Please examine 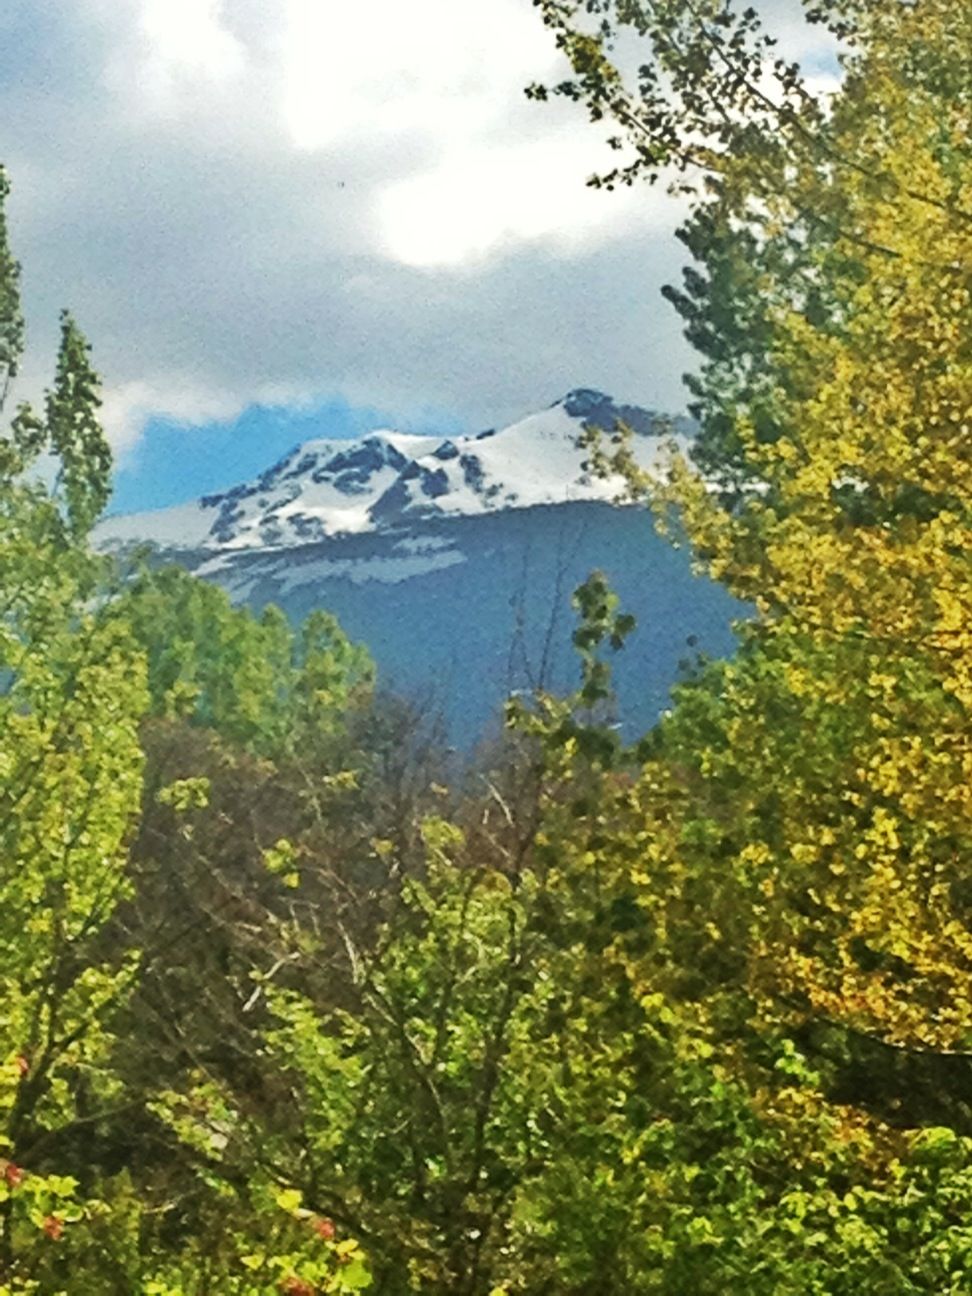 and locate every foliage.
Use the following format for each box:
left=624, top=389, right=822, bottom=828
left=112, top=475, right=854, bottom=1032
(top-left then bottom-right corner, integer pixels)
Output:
left=0, top=164, right=148, bottom=1278
left=522, top=0, right=972, bottom=1288
left=0, top=165, right=373, bottom=1291
left=121, top=564, right=374, bottom=755
left=606, top=0, right=972, bottom=1059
